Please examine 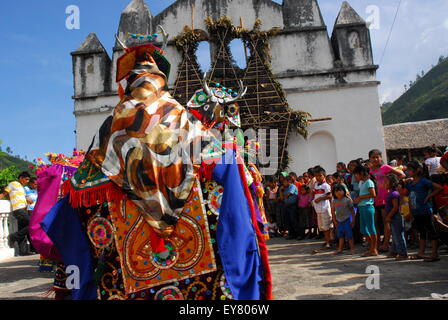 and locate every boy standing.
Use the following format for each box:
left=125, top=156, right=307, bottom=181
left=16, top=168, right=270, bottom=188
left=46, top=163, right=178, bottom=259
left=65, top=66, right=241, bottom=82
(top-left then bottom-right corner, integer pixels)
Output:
left=312, top=166, right=333, bottom=248
left=0, top=171, right=32, bottom=255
